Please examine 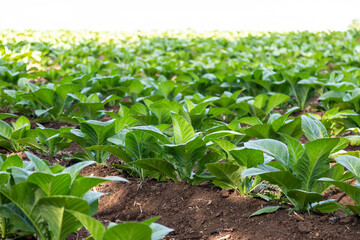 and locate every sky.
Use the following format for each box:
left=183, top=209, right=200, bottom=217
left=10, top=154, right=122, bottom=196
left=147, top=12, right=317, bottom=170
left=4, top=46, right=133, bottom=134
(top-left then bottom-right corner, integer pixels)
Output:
left=1, top=0, right=359, bottom=32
